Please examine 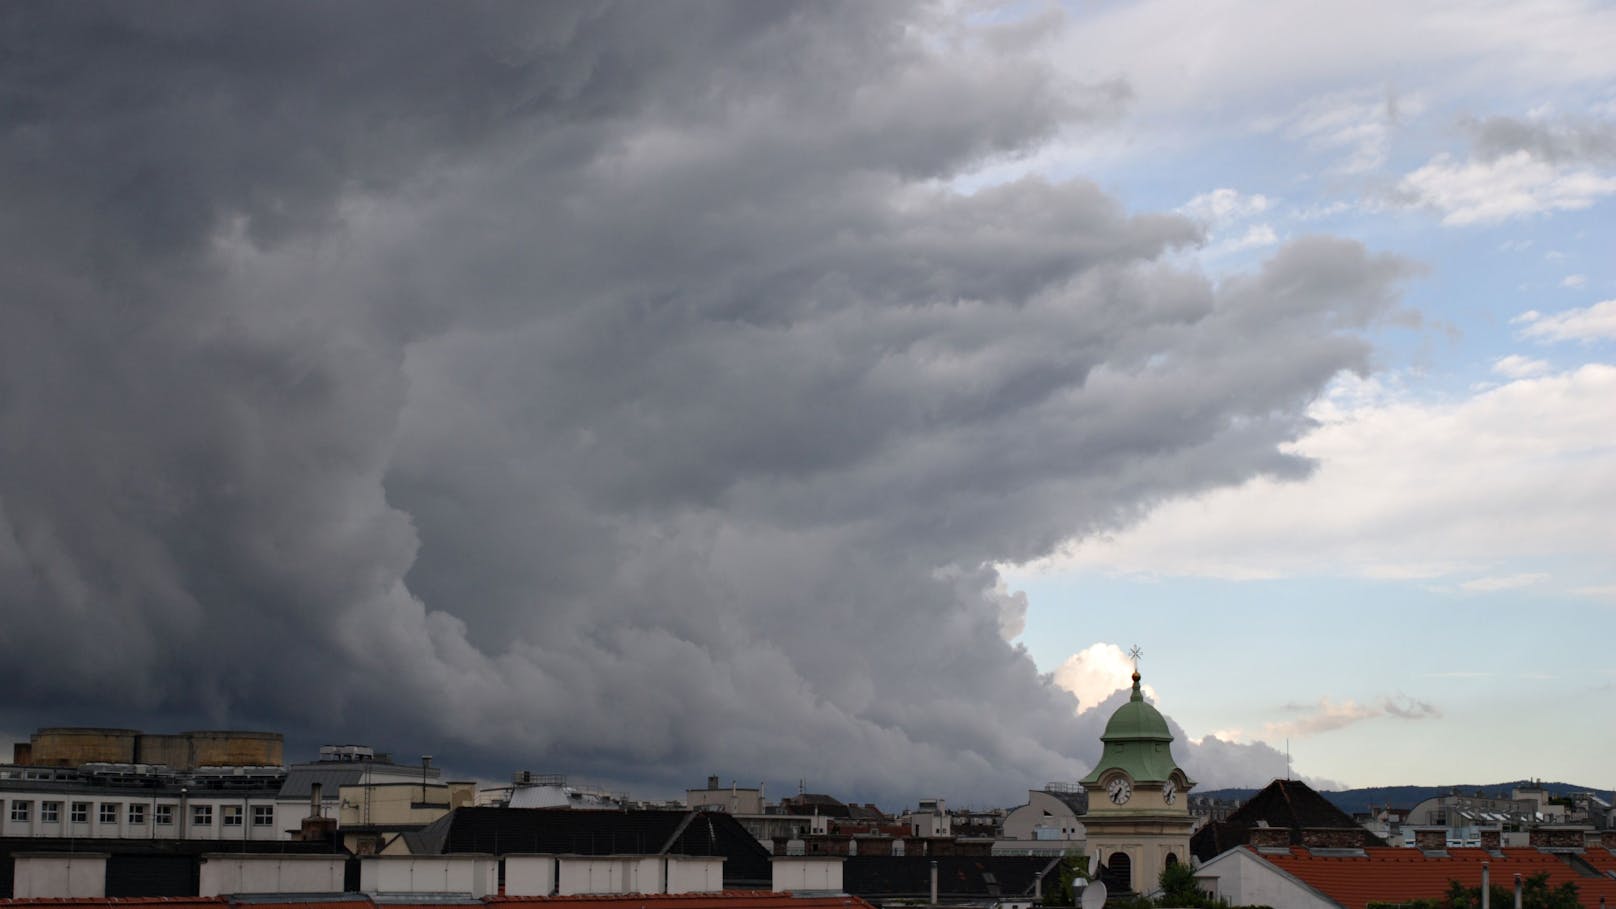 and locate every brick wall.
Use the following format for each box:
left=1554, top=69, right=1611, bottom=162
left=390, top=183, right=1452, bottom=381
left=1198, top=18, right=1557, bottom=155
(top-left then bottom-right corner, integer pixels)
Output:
left=1248, top=827, right=1290, bottom=849
left=1301, top=827, right=1365, bottom=849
